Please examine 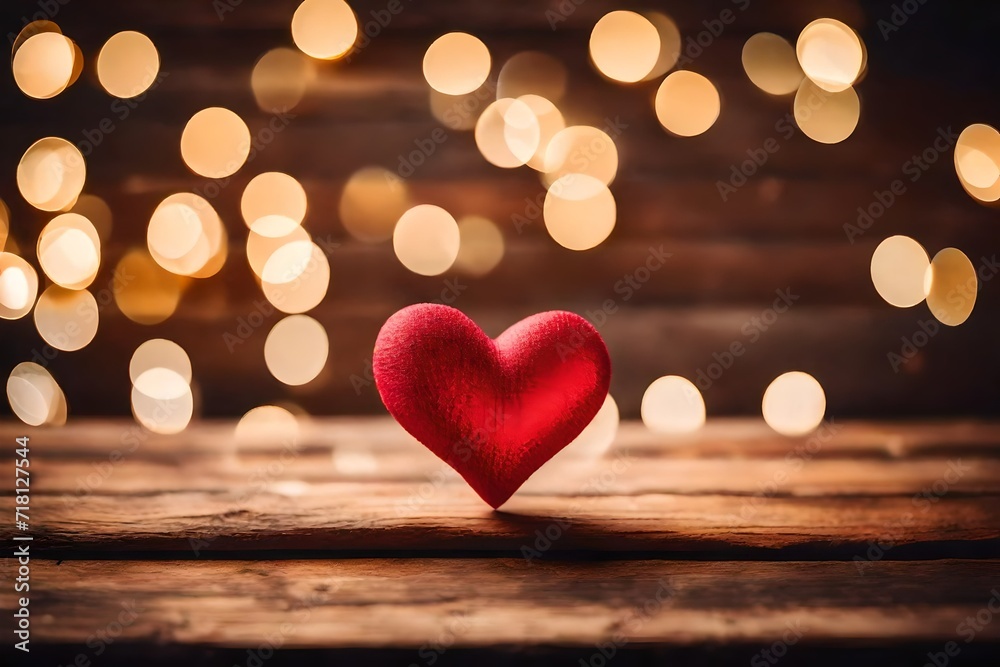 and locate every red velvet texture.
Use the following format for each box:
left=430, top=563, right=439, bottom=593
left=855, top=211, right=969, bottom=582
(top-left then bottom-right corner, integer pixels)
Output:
left=373, top=304, right=612, bottom=509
